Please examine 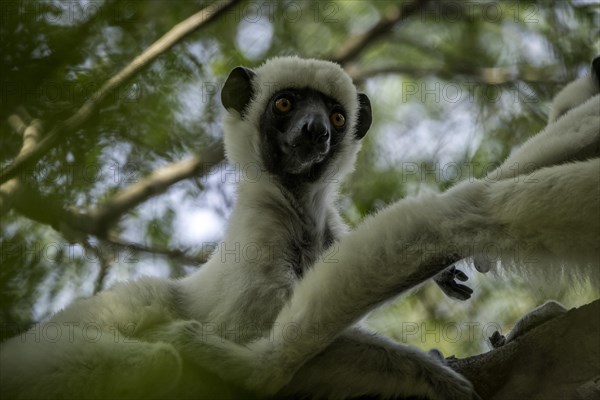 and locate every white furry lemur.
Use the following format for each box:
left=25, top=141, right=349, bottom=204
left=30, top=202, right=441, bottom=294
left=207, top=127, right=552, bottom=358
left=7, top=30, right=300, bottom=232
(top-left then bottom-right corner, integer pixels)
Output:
left=1, top=56, right=599, bottom=400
